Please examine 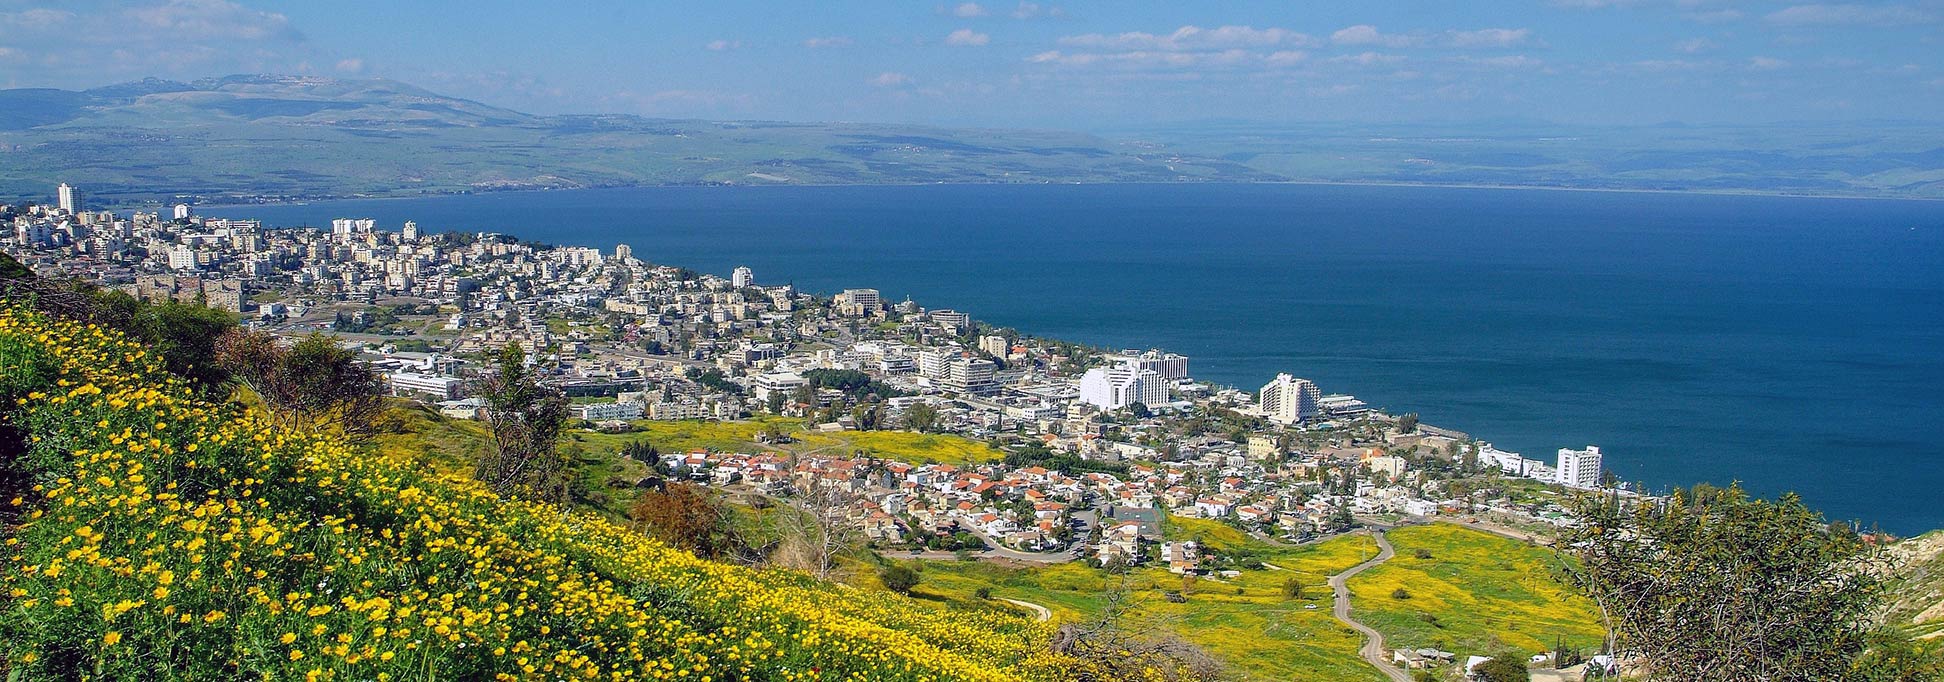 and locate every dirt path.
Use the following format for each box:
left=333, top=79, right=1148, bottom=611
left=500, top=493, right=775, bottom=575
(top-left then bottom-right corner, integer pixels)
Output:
left=999, top=598, right=1052, bottom=622
left=1328, top=530, right=1412, bottom=682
